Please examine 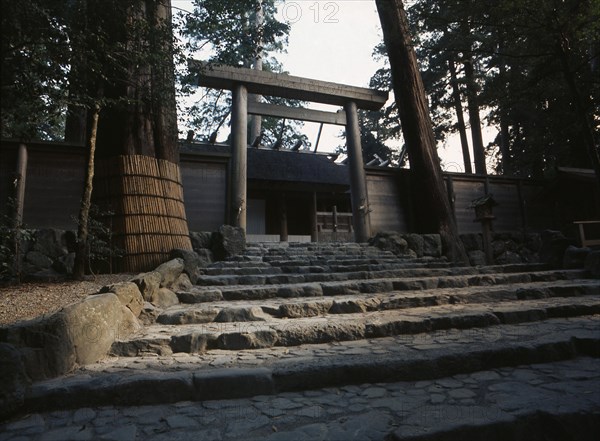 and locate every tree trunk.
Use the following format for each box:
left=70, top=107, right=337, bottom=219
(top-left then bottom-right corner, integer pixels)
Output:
left=93, top=0, right=192, bottom=272
left=557, top=35, right=600, bottom=194
left=73, top=105, right=100, bottom=280
left=375, top=0, right=468, bottom=264
left=448, top=57, right=472, bottom=174
left=463, top=56, right=487, bottom=175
